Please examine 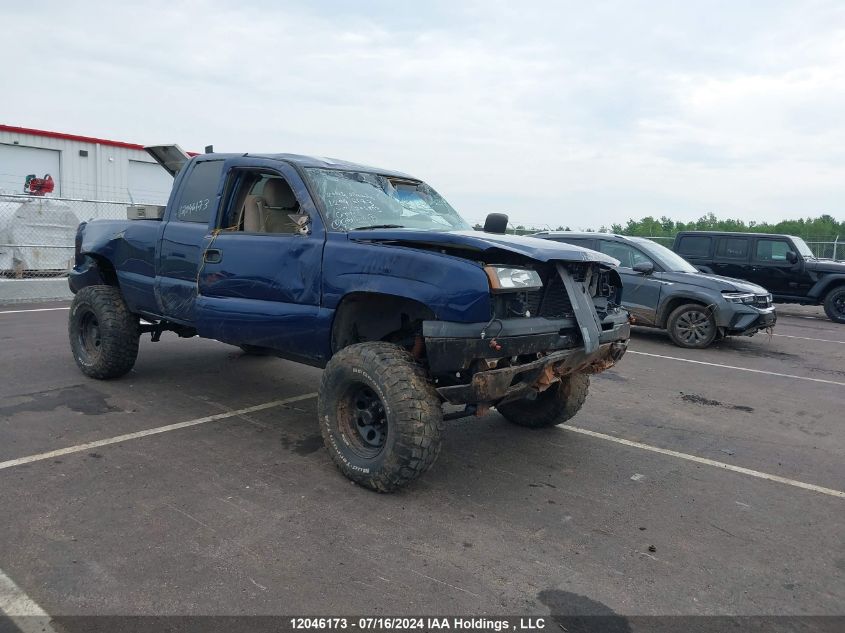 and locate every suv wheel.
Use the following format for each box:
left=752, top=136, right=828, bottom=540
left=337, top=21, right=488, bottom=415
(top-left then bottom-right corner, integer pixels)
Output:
left=68, top=285, right=140, bottom=379
left=823, top=286, right=845, bottom=323
left=667, top=303, right=717, bottom=349
left=497, top=372, right=589, bottom=428
left=318, top=342, right=444, bottom=492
